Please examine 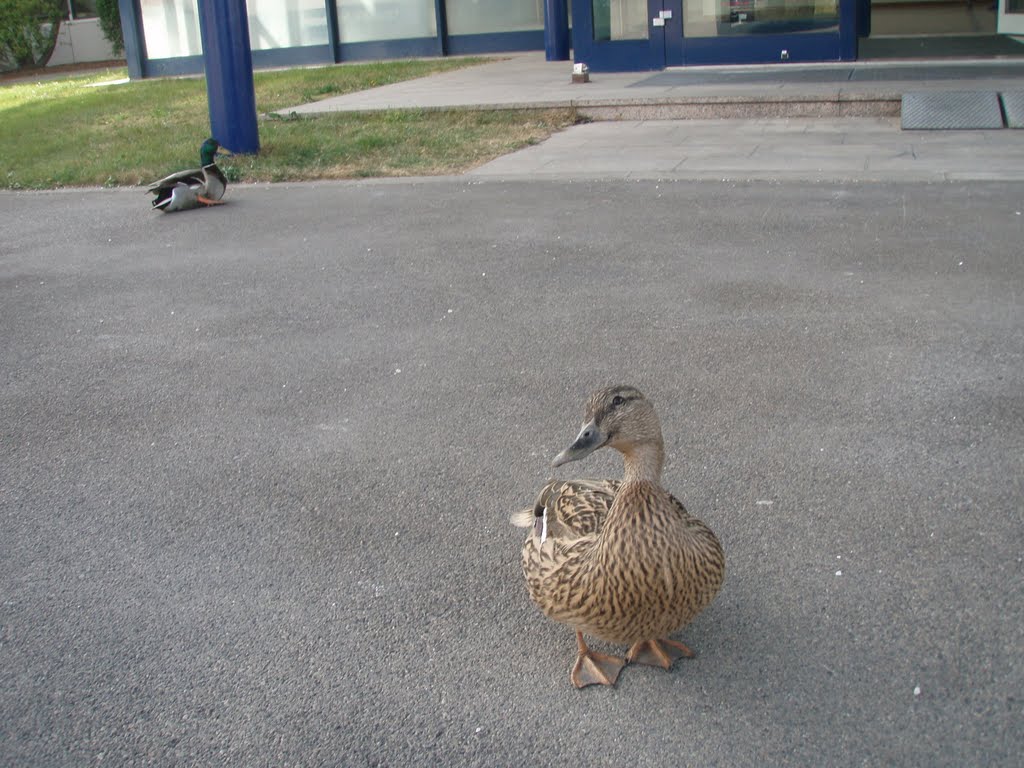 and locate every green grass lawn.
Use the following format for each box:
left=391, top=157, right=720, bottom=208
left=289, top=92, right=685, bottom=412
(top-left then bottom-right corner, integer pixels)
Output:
left=0, top=59, right=582, bottom=189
